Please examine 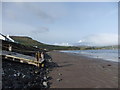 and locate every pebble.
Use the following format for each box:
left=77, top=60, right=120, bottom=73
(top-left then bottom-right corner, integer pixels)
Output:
left=14, top=74, right=17, bottom=77
left=43, top=81, right=48, bottom=88
left=2, top=70, right=4, bottom=75
left=58, top=73, right=62, bottom=75
left=35, top=70, right=39, bottom=74
left=46, top=71, right=49, bottom=74
left=57, top=78, right=62, bottom=82
left=102, top=66, right=105, bottom=68
left=48, top=59, right=52, bottom=62
left=43, top=76, right=47, bottom=80
left=17, top=72, right=20, bottom=76
left=46, top=76, right=50, bottom=79
left=107, top=64, right=111, bottom=66
left=46, top=68, right=49, bottom=71
left=22, top=75, right=26, bottom=78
